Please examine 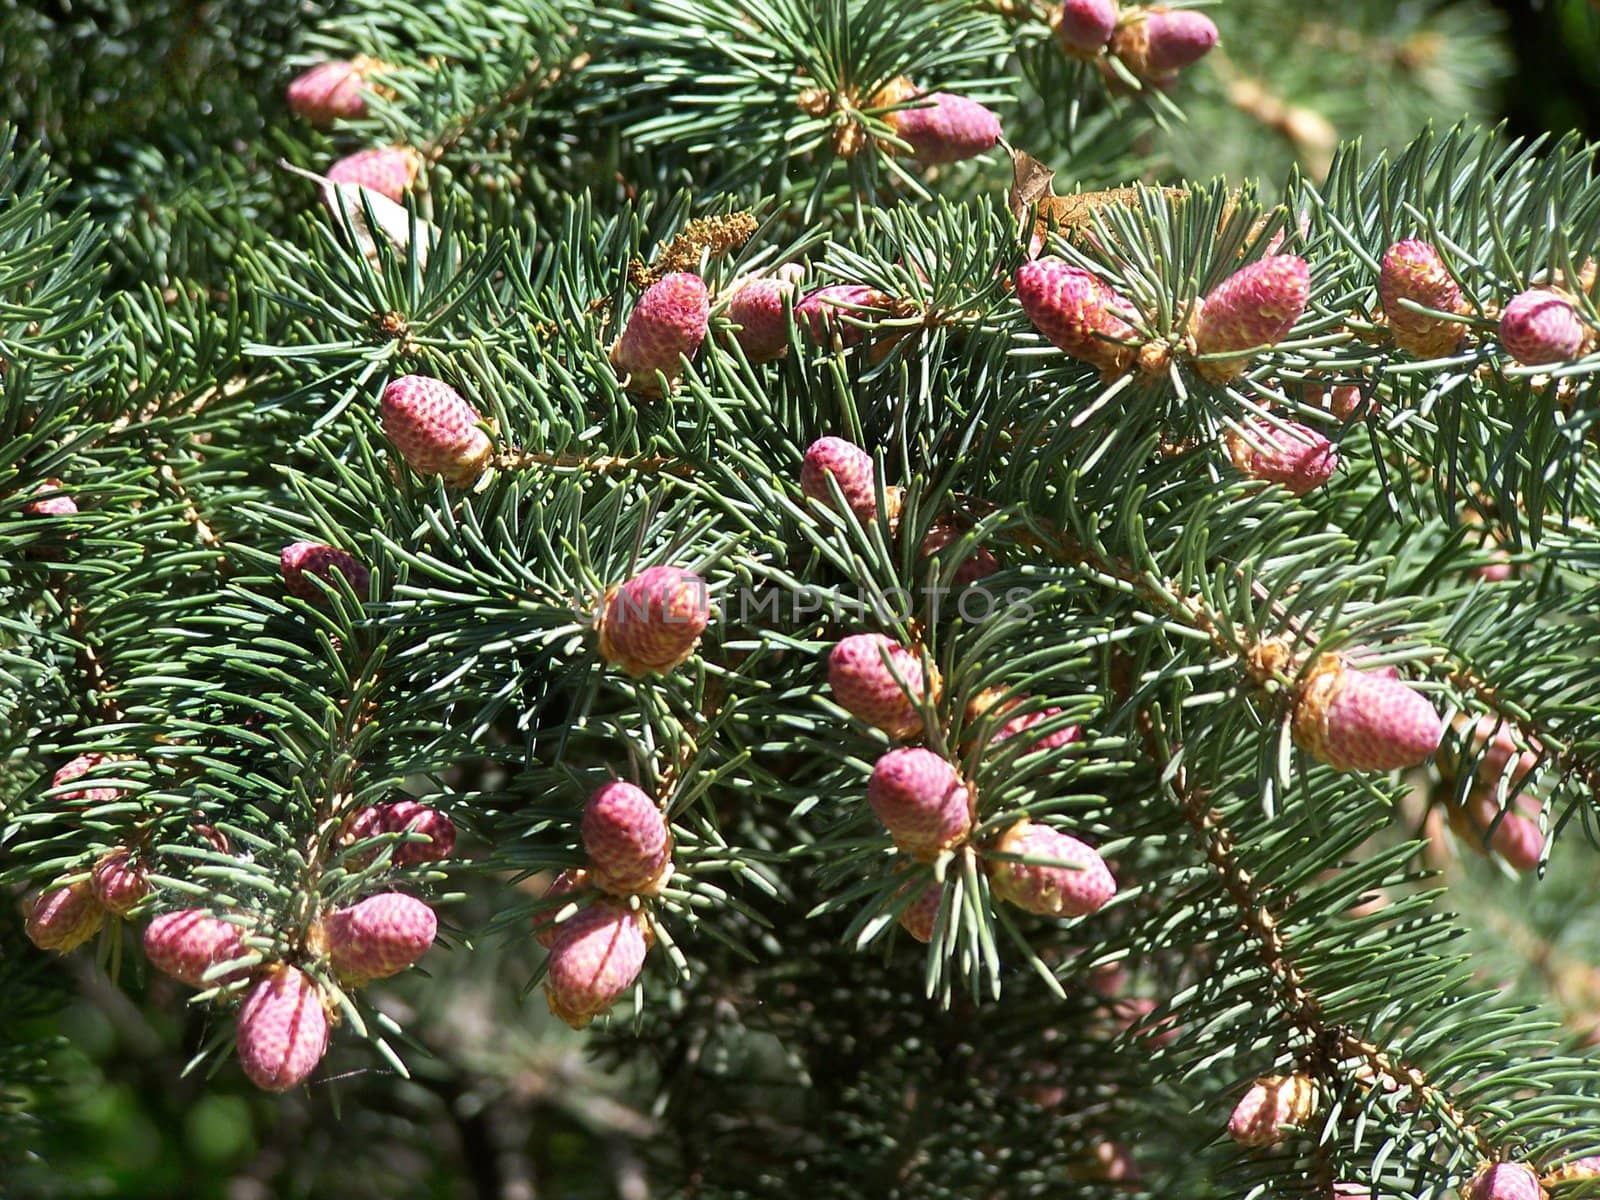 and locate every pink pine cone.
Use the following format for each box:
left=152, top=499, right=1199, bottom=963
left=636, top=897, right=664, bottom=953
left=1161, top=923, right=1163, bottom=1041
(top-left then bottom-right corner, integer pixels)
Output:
left=1464, top=791, right=1543, bottom=872
left=1015, top=257, right=1138, bottom=374
left=24, top=479, right=77, bottom=517
left=1499, top=289, right=1590, bottom=366
left=919, top=516, right=1000, bottom=586
left=989, top=819, right=1116, bottom=918
left=867, top=748, right=973, bottom=861
left=886, top=92, right=1002, bottom=165
left=326, top=146, right=421, bottom=203
left=597, top=564, right=711, bottom=676
left=287, top=60, right=369, bottom=125
left=895, top=878, right=945, bottom=943
left=1292, top=654, right=1444, bottom=772
left=796, top=284, right=895, bottom=347
left=51, top=752, right=122, bottom=804
left=827, top=633, right=939, bottom=739
left=991, top=706, right=1081, bottom=753
left=1144, top=9, right=1219, bottom=72
left=1225, top=418, right=1338, bottom=495
left=236, top=965, right=330, bottom=1092
left=1193, top=256, right=1311, bottom=381
left=1227, top=1074, right=1316, bottom=1147
left=1054, top=0, right=1118, bottom=53
left=802, top=437, right=879, bottom=522
left=726, top=267, right=804, bottom=363
left=1448, top=714, right=1542, bottom=792
left=143, top=909, right=249, bottom=987
left=1329, top=383, right=1369, bottom=419
left=1111, top=7, right=1218, bottom=81
left=379, top=375, right=493, bottom=486
left=281, top=541, right=370, bottom=602
left=384, top=800, right=456, bottom=864
left=326, top=892, right=438, bottom=983
left=582, top=781, right=672, bottom=893
left=611, top=272, right=710, bottom=396
left=1465, top=1163, right=1543, bottom=1200
left=533, top=868, right=591, bottom=949
left=1379, top=239, right=1469, bottom=358
left=91, top=849, right=149, bottom=916
left=25, top=880, right=104, bottom=952
left=544, top=903, right=648, bottom=1028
